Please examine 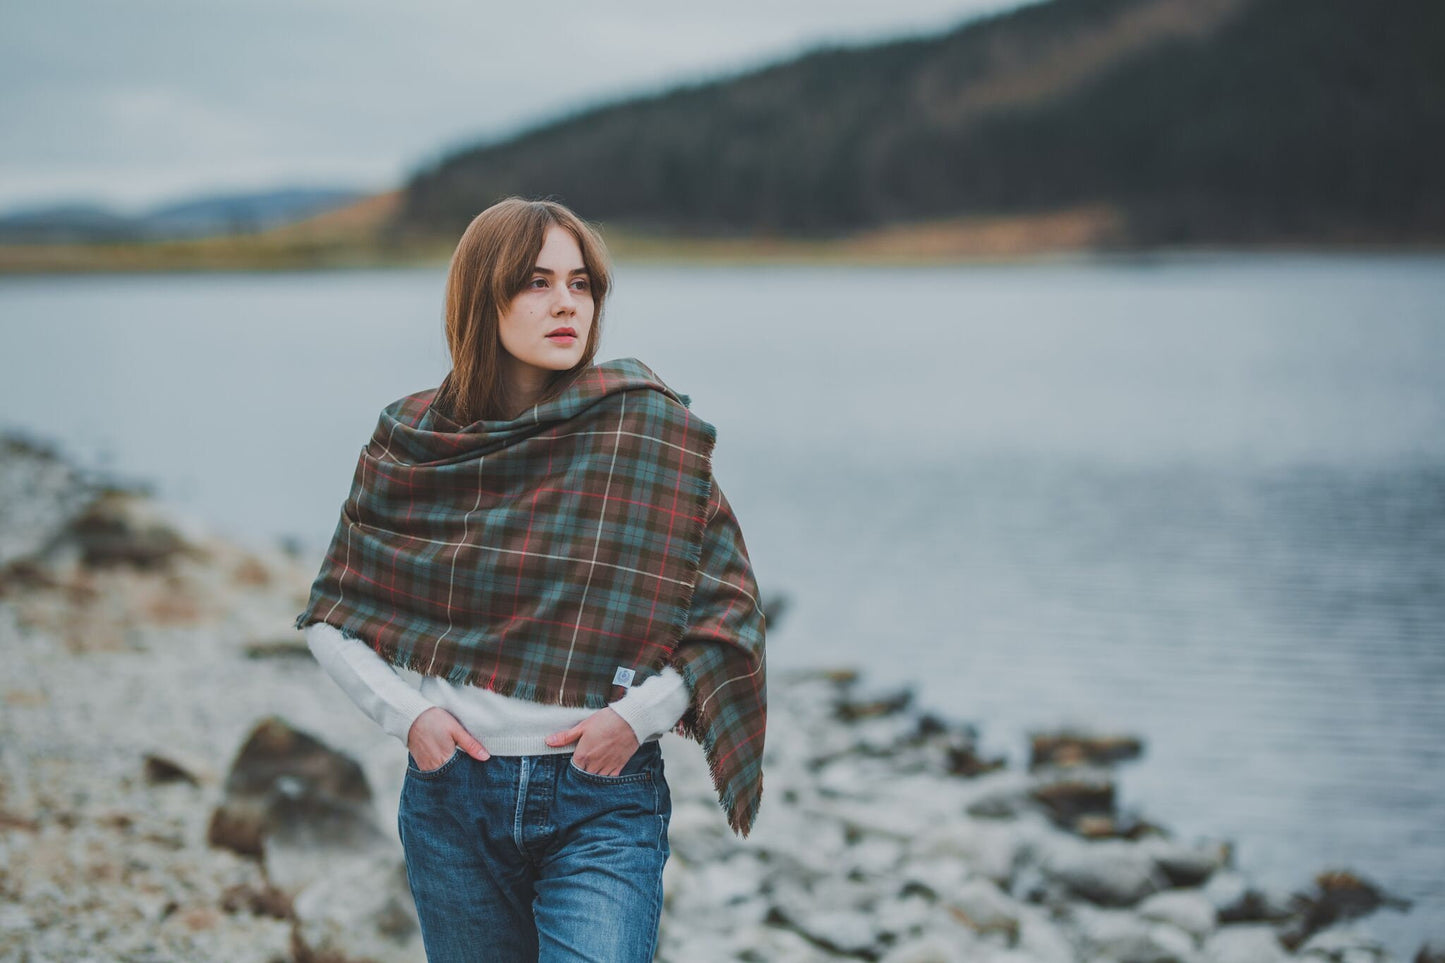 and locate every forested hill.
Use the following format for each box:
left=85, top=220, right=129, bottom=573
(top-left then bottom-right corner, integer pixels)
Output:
left=397, top=0, right=1445, bottom=247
